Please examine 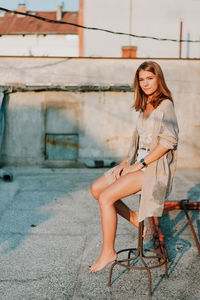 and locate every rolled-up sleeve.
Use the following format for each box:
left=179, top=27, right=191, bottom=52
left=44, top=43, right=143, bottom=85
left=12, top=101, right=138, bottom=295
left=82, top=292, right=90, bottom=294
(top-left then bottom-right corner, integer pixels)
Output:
left=158, top=101, right=179, bottom=149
